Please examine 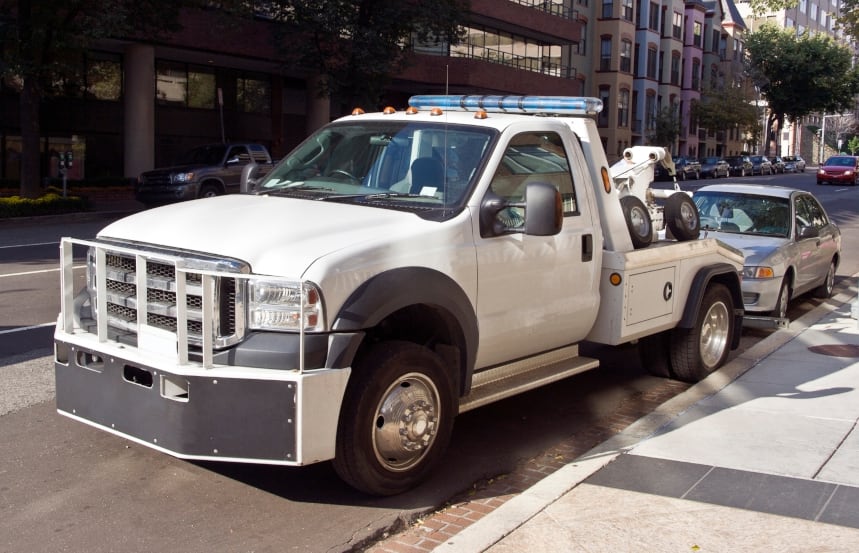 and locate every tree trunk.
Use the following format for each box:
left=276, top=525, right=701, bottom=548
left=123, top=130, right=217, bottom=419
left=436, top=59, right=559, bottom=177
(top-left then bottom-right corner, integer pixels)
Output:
left=19, top=76, right=42, bottom=199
